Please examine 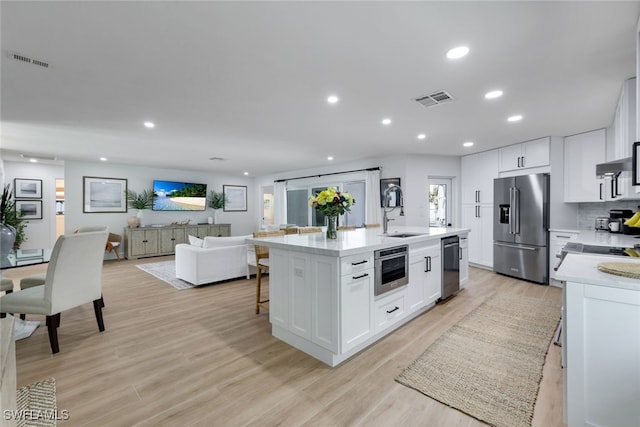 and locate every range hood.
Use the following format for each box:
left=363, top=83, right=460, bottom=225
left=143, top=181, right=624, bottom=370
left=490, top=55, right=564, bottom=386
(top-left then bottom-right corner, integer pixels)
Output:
left=596, top=157, right=632, bottom=177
